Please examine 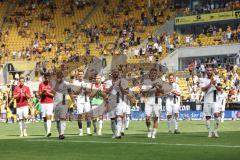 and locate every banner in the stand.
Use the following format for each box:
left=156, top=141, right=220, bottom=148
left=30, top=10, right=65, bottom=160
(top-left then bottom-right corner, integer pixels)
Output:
left=175, top=10, right=240, bottom=25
